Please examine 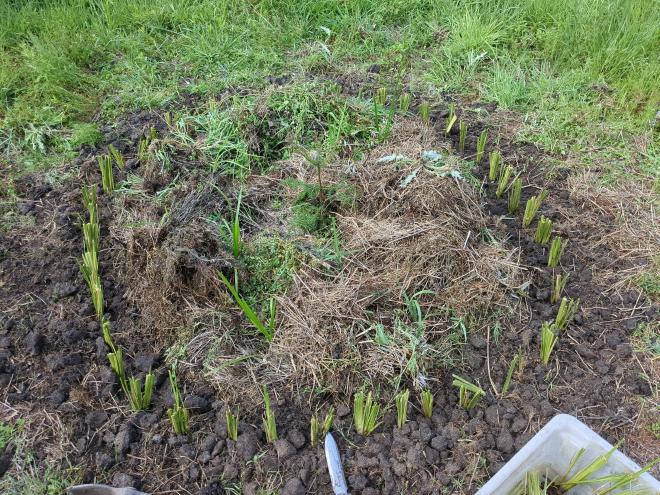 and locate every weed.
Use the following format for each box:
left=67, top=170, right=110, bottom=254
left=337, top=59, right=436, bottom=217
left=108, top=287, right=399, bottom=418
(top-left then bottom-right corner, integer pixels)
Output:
left=476, top=129, right=487, bottom=164
left=522, top=190, right=548, bottom=228
left=547, top=236, right=568, bottom=267
left=262, top=386, right=278, bottom=443
left=218, top=271, right=274, bottom=342
left=108, top=144, right=125, bottom=169
left=488, top=151, right=501, bottom=181
left=551, top=273, right=569, bottom=304
left=419, top=102, right=430, bottom=124
left=540, top=322, right=559, bottom=365
left=508, top=177, right=522, bottom=213
left=167, top=368, right=190, bottom=435
left=502, top=350, right=521, bottom=396
left=221, top=189, right=243, bottom=258
left=445, top=104, right=457, bottom=135
left=399, top=93, right=411, bottom=112
left=458, top=121, right=467, bottom=152
left=353, top=390, right=381, bottom=436
left=420, top=389, right=433, bottom=418
left=97, top=155, right=114, bottom=194
left=310, top=406, right=335, bottom=446
left=452, top=374, right=485, bottom=410
left=554, top=297, right=579, bottom=330
left=534, top=216, right=553, bottom=244
left=127, top=373, right=155, bottom=411
left=226, top=407, right=239, bottom=441
left=495, top=165, right=513, bottom=198
left=395, top=389, right=410, bottom=428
